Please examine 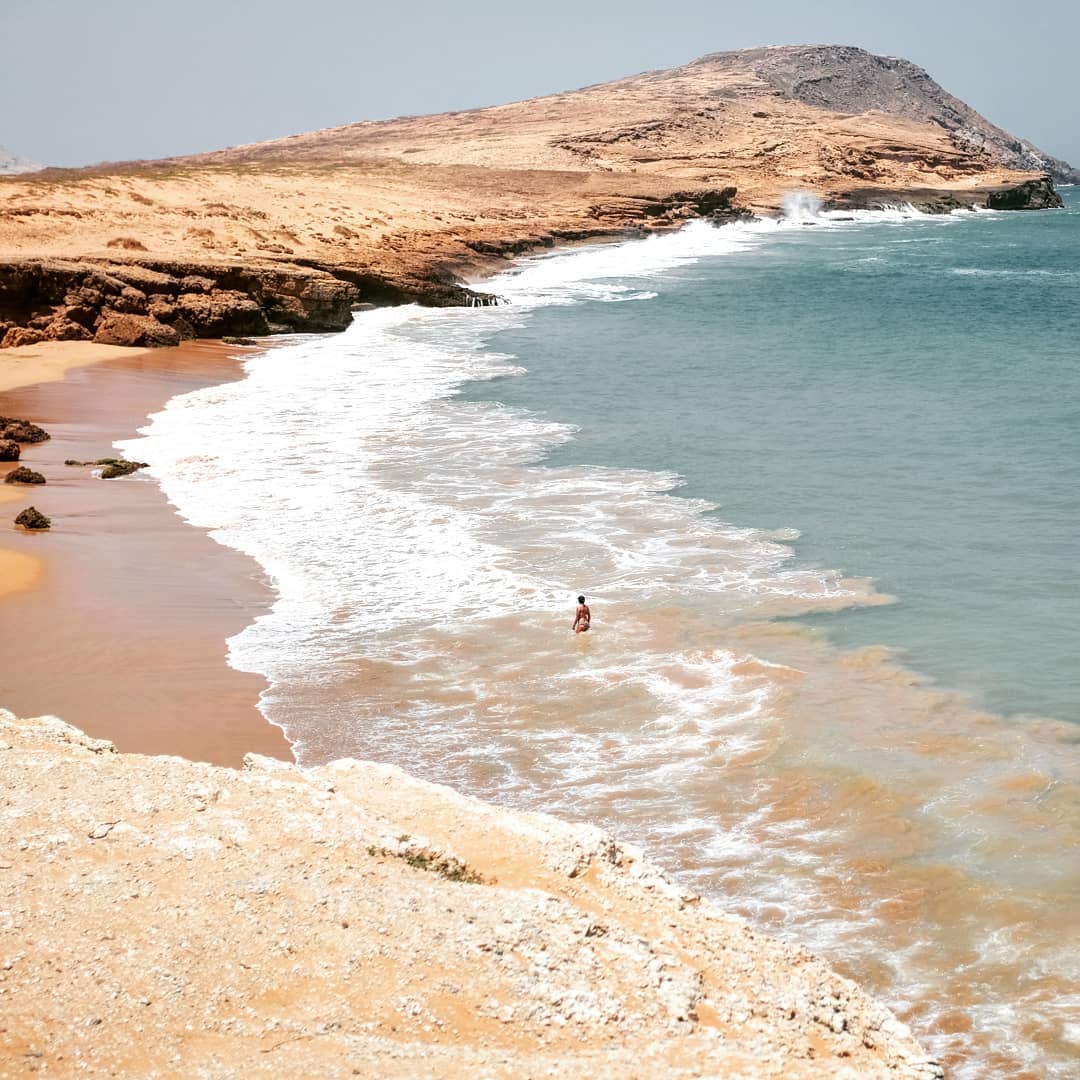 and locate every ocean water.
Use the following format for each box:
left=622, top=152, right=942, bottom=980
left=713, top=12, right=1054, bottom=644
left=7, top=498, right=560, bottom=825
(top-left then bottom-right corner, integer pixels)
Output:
left=121, top=190, right=1080, bottom=1078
